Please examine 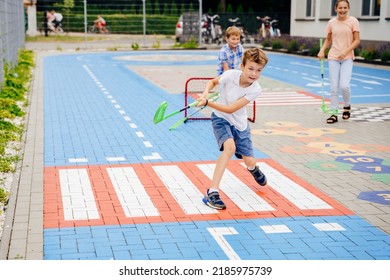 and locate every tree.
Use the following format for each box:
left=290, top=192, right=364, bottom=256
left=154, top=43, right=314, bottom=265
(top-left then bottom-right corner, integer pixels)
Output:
left=219, top=0, right=226, bottom=12
left=163, top=2, right=169, bottom=15
left=226, top=4, right=233, bottom=13
left=154, top=1, right=160, bottom=15
left=63, top=0, right=74, bottom=31
left=237, top=4, right=244, bottom=13
left=171, top=1, right=178, bottom=16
